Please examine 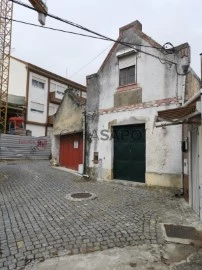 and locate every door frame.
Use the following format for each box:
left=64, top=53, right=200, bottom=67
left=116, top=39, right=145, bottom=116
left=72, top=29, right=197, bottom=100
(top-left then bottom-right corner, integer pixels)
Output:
left=112, top=123, right=146, bottom=182
left=190, top=127, right=200, bottom=215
